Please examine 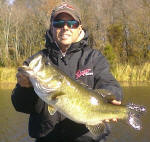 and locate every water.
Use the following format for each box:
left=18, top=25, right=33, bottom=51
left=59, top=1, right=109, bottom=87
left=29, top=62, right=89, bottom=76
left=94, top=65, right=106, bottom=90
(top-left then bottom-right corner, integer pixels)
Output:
left=0, top=89, right=34, bottom=142
left=107, top=85, right=150, bottom=142
left=0, top=85, right=150, bottom=142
